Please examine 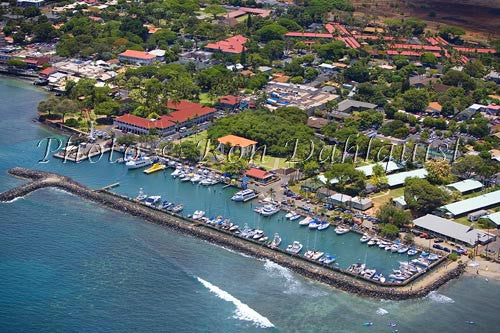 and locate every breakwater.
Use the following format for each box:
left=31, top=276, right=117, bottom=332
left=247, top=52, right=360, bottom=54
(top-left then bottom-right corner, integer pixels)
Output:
left=0, top=167, right=465, bottom=300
